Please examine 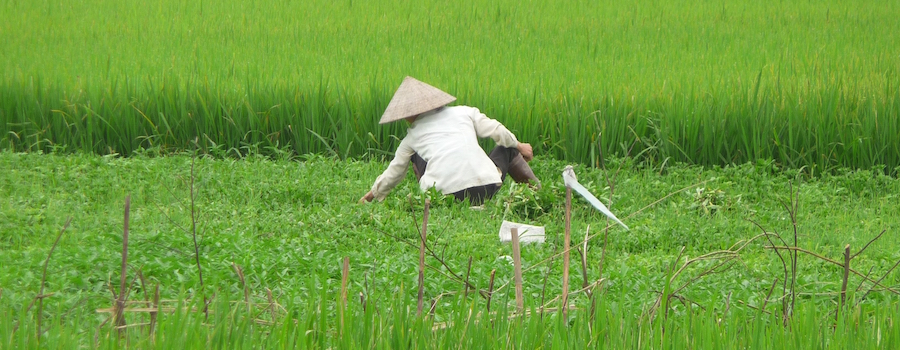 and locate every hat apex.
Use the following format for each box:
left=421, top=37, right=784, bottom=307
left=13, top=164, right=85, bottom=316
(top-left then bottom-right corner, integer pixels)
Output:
left=379, top=77, right=456, bottom=124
